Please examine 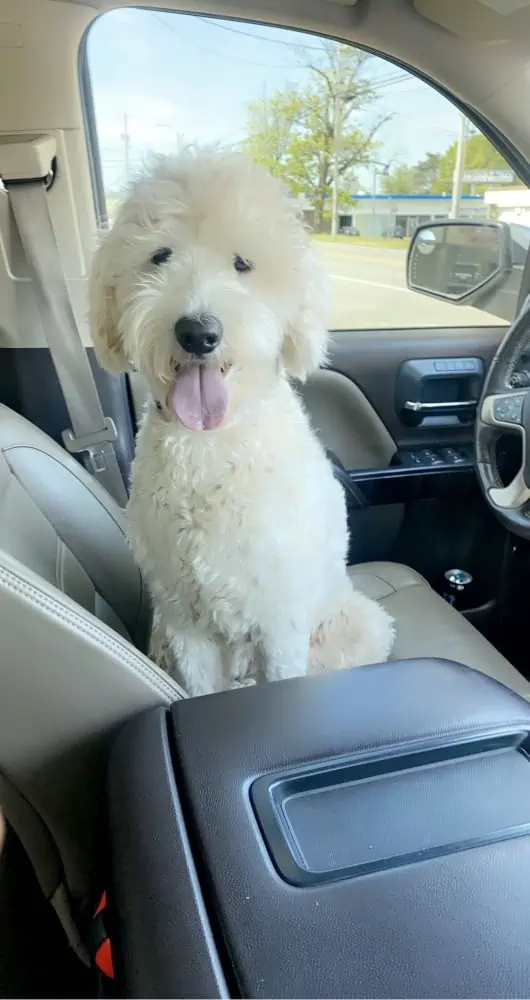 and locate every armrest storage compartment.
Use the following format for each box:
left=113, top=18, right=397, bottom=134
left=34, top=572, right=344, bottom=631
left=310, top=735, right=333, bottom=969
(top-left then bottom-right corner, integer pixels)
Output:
left=251, top=732, right=530, bottom=886
left=107, top=659, right=530, bottom=999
